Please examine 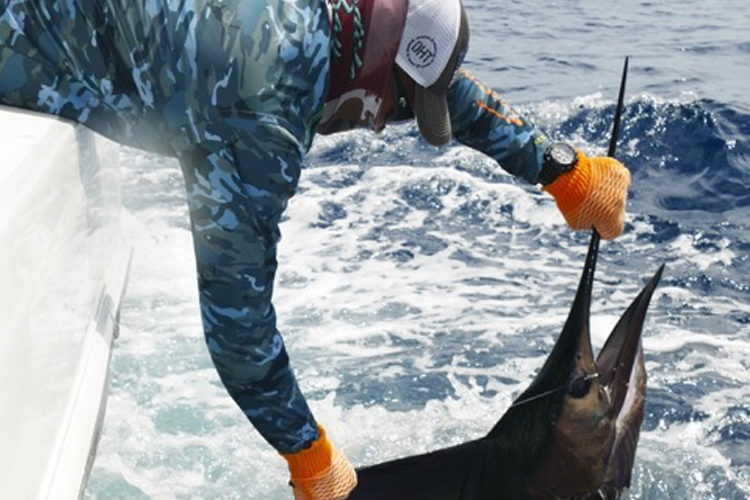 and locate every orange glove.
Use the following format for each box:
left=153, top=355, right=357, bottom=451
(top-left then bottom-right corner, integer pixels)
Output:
left=544, top=151, right=631, bottom=240
left=282, top=424, right=357, bottom=500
